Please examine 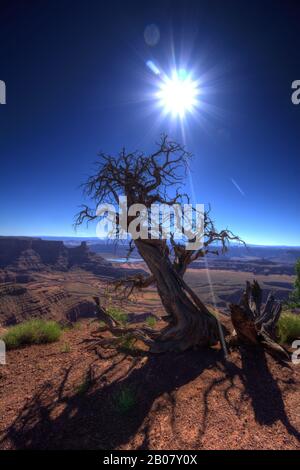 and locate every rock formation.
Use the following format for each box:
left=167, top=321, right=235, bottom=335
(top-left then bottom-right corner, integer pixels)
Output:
left=0, top=237, right=145, bottom=326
